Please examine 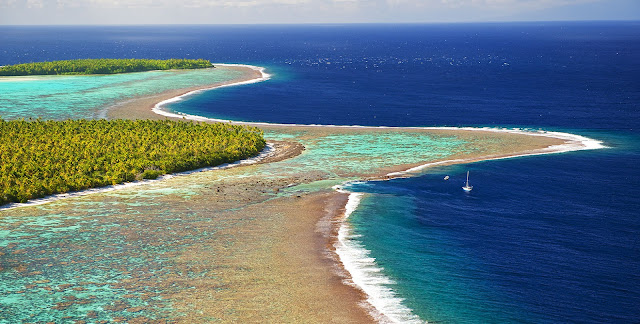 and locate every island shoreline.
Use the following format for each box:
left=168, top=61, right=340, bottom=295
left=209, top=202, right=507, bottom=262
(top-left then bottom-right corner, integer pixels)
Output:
left=104, top=64, right=606, bottom=323
left=0, top=141, right=306, bottom=212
